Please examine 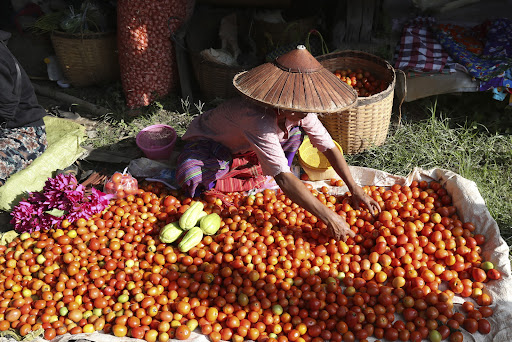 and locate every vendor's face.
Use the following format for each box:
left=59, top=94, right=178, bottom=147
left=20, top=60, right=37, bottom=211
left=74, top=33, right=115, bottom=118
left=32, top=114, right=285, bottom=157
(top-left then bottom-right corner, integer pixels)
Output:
left=277, top=109, right=308, bottom=121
